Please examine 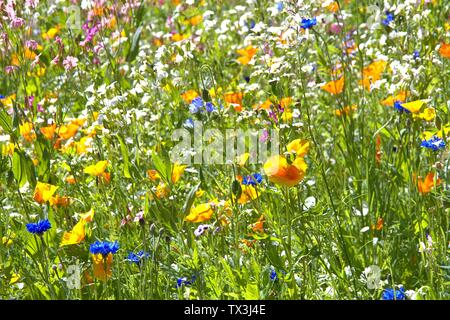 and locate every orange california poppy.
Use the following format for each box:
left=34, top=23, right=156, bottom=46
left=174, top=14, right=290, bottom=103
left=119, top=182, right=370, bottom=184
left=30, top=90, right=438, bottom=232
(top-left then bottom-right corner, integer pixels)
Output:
left=224, top=92, right=244, bottom=112
left=181, top=90, right=199, bottom=104
left=236, top=46, right=258, bottom=65
left=250, top=215, right=265, bottom=233
left=40, top=124, right=57, bottom=140
left=360, top=60, right=387, bottom=91
left=417, top=172, right=440, bottom=194
left=321, top=76, right=344, bottom=95
left=381, top=91, right=408, bottom=107
left=263, top=155, right=307, bottom=187
left=335, top=105, right=357, bottom=116
left=439, top=43, right=450, bottom=58
left=371, top=217, right=384, bottom=231
left=375, top=135, right=382, bottom=164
